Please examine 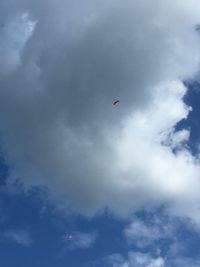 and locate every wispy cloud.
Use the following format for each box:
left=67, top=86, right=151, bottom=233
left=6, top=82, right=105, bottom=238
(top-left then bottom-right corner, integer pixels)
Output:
left=124, top=215, right=174, bottom=248
left=63, top=231, right=97, bottom=250
left=92, top=252, right=165, bottom=267
left=90, top=212, right=200, bottom=267
left=3, top=229, right=33, bottom=247
left=91, top=250, right=200, bottom=267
